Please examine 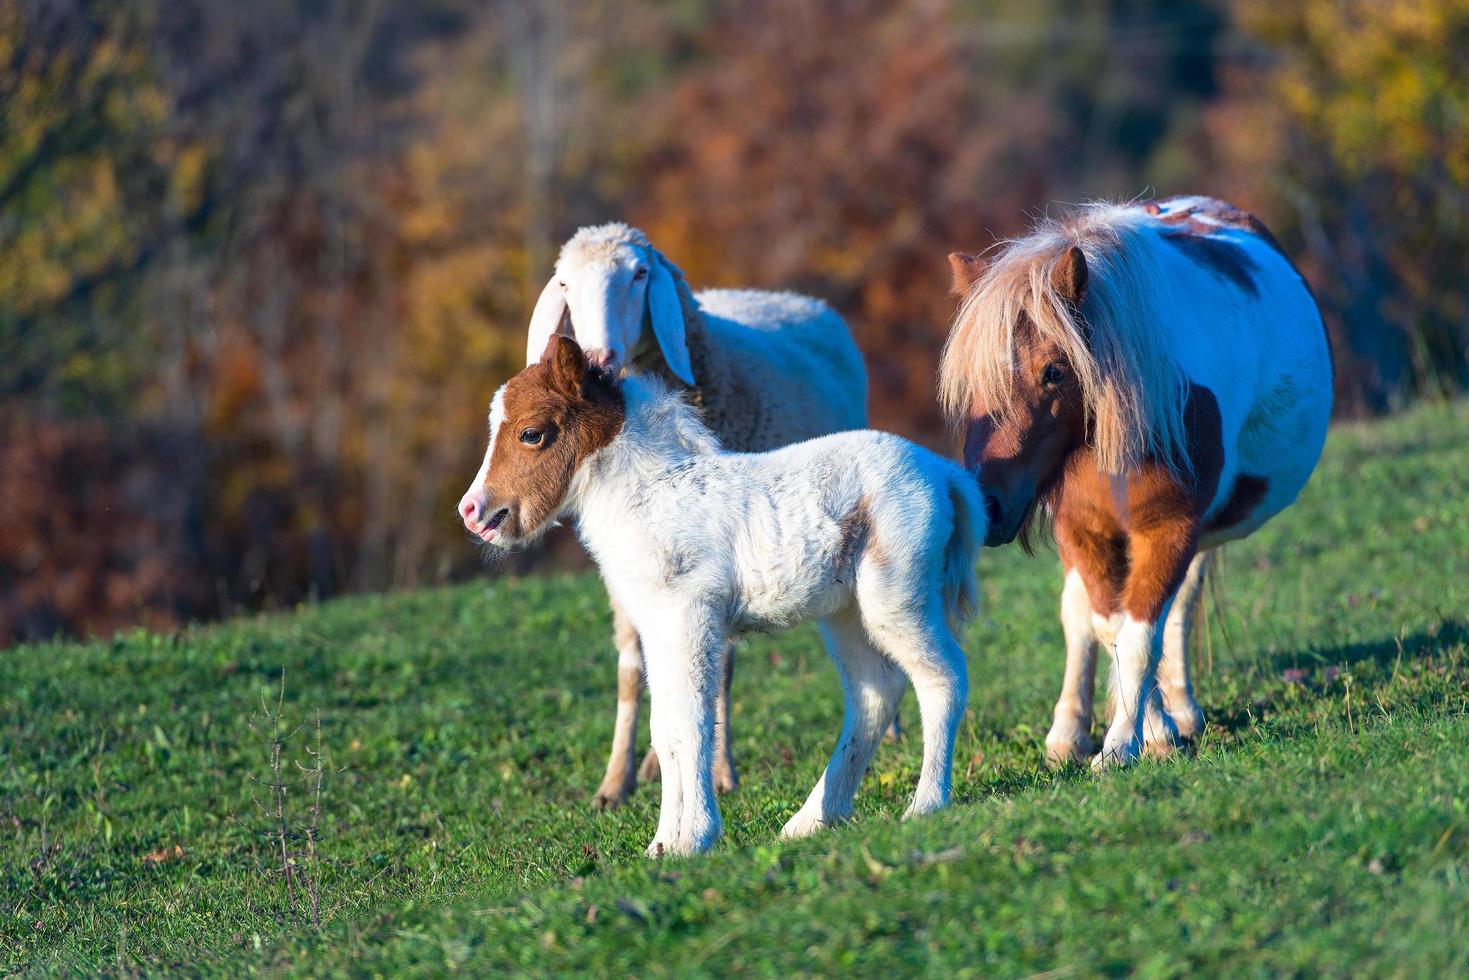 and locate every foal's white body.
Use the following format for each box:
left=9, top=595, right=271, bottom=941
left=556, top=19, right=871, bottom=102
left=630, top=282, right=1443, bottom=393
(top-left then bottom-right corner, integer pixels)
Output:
left=550, top=376, right=982, bottom=855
